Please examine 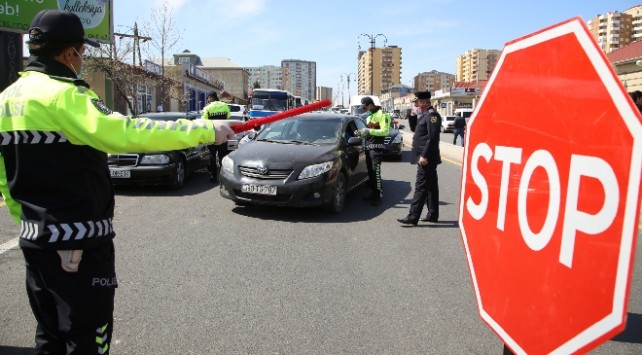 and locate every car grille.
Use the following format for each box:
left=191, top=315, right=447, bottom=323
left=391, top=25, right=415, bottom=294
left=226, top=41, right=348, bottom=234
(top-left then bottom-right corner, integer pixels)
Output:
left=108, top=154, right=139, bottom=167
left=239, top=166, right=292, bottom=180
